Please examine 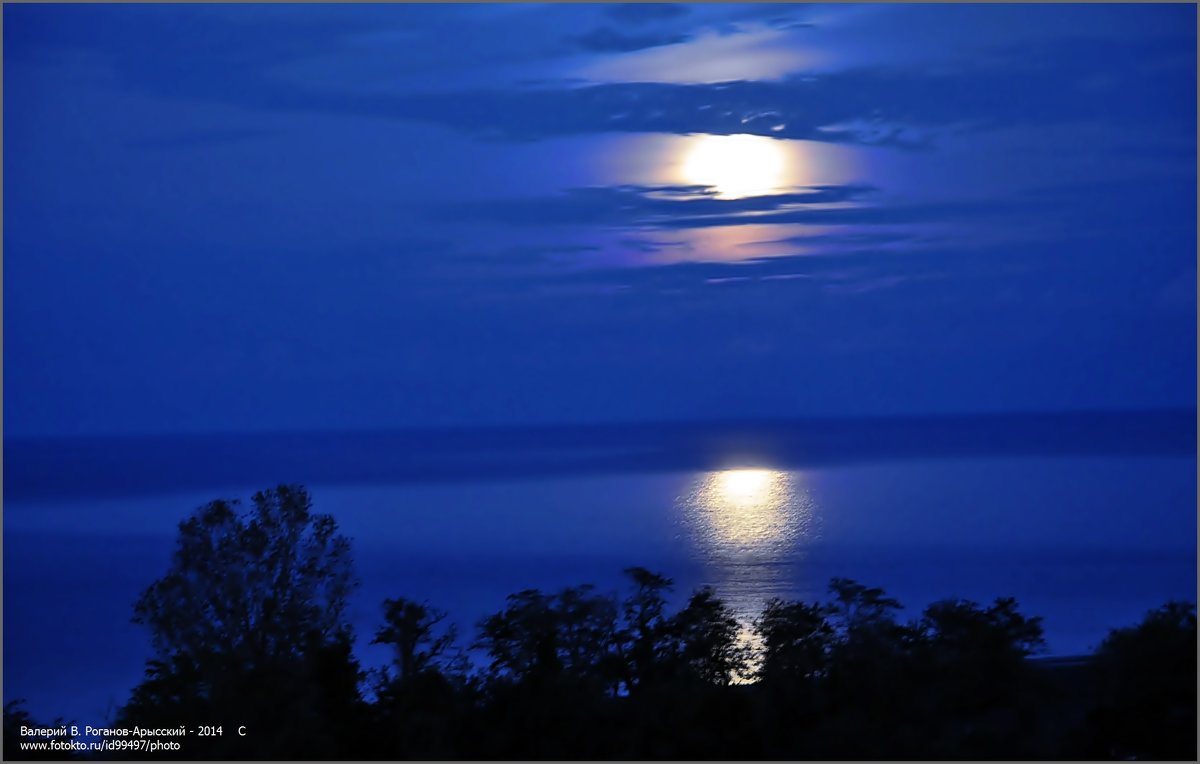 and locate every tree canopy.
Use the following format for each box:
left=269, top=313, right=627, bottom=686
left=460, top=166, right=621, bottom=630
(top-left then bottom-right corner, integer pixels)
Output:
left=121, top=485, right=362, bottom=758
